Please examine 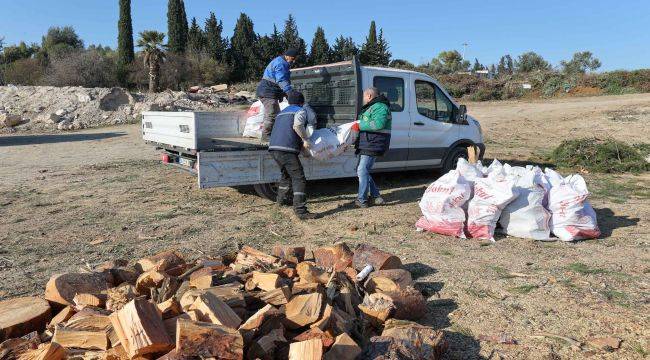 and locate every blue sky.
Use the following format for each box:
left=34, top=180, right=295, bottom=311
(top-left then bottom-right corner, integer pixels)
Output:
left=1, top=0, right=648, bottom=71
